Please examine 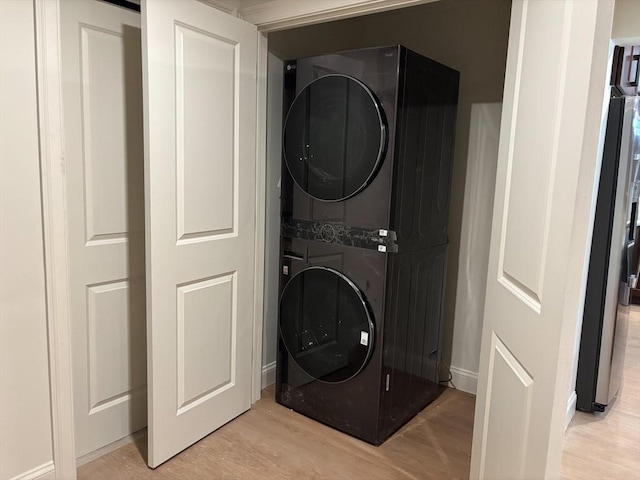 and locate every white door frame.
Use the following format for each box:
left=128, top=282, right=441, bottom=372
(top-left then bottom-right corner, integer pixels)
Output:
left=253, top=31, right=268, bottom=403
left=34, top=1, right=77, bottom=478
left=35, top=0, right=613, bottom=479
